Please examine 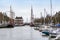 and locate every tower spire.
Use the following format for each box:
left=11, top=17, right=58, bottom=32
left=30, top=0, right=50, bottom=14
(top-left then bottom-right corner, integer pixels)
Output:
left=10, top=5, right=15, bottom=19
